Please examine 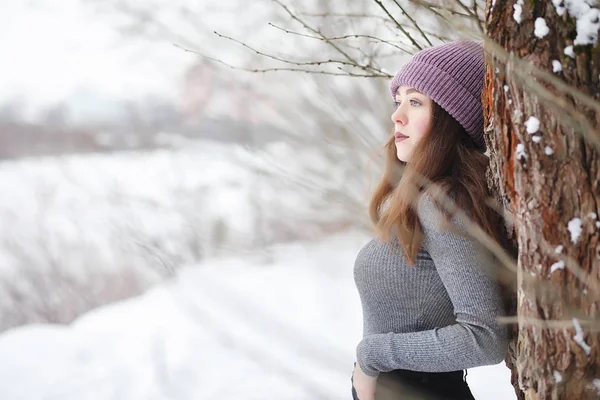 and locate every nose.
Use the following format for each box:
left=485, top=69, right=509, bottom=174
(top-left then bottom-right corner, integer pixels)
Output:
left=391, top=103, right=407, bottom=126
